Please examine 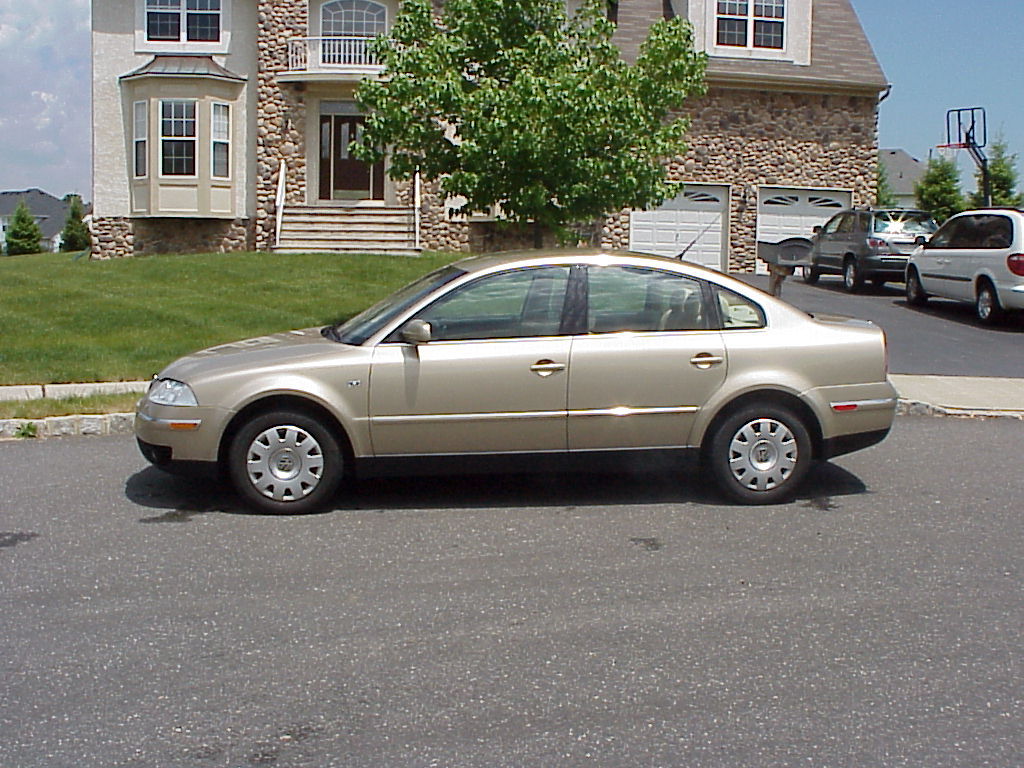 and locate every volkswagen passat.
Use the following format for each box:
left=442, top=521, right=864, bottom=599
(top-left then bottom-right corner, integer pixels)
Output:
left=136, top=250, right=897, bottom=513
